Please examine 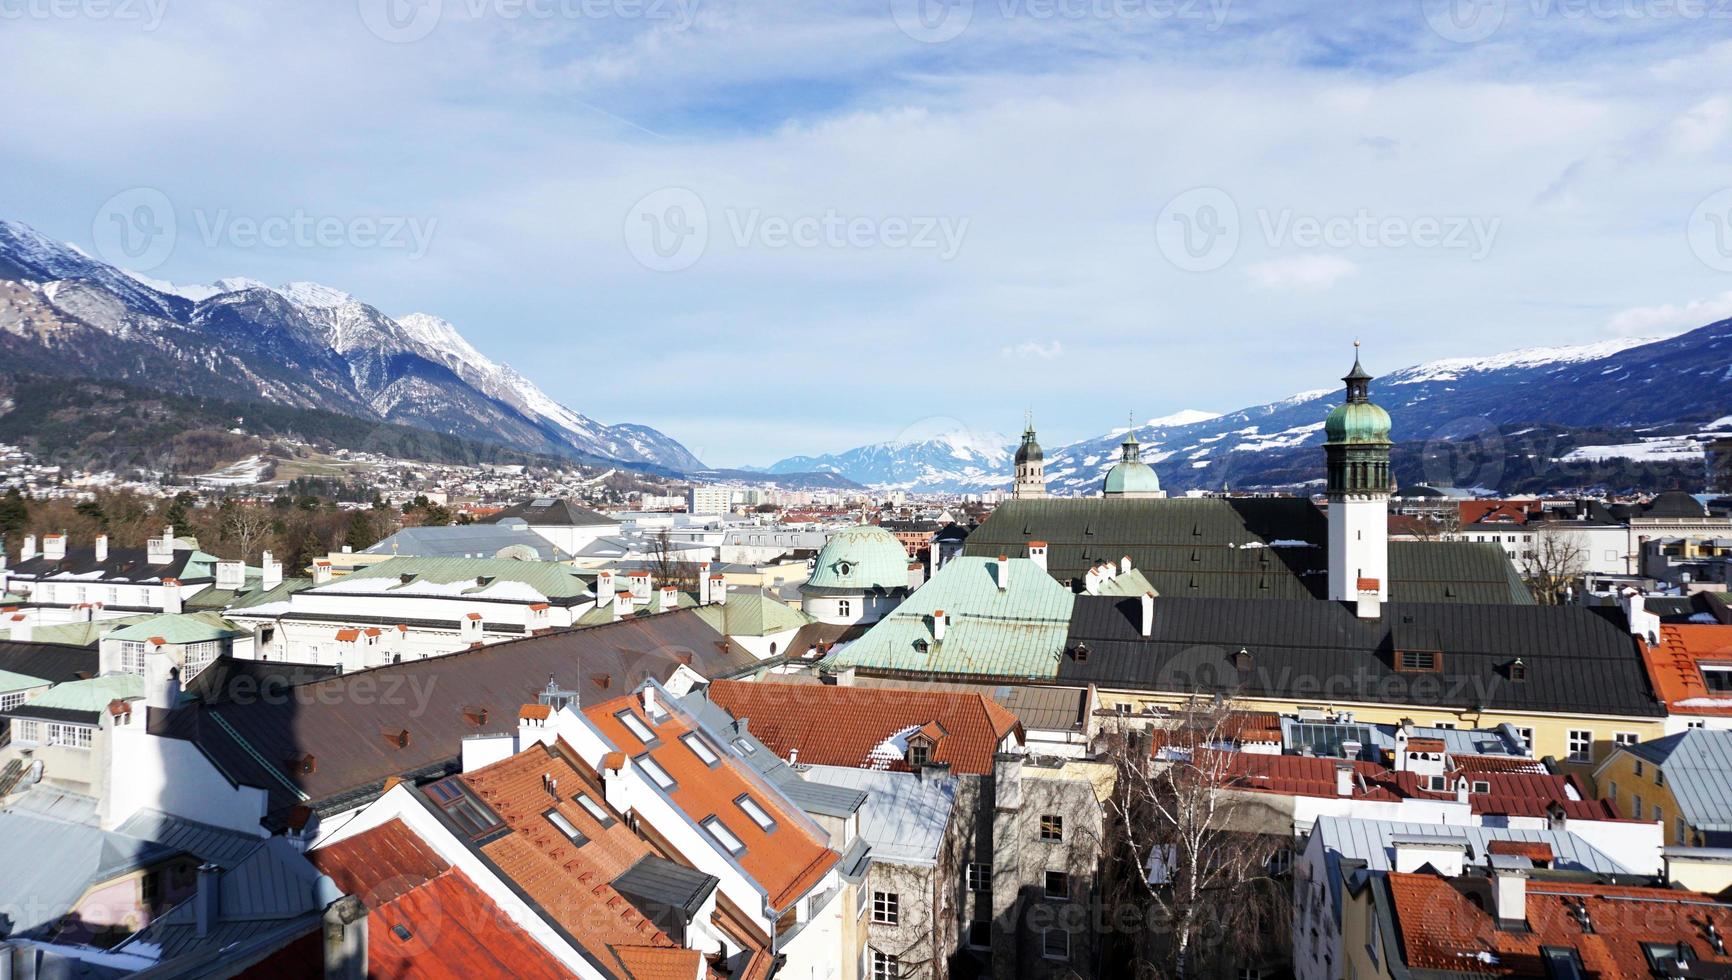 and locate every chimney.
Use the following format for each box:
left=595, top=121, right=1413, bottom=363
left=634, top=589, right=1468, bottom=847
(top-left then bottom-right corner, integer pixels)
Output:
left=596, top=569, right=615, bottom=601
left=1490, top=855, right=1530, bottom=928
left=641, top=685, right=662, bottom=720
left=932, top=610, right=947, bottom=643
left=147, top=527, right=174, bottom=565
left=994, top=555, right=1010, bottom=591
left=94, top=534, right=108, bottom=563
left=1120, top=555, right=1132, bottom=575
left=7, top=616, right=31, bottom=642
left=1355, top=577, right=1382, bottom=619
left=710, top=573, right=727, bottom=605
left=20, top=534, right=36, bottom=561
left=1455, top=776, right=1470, bottom=804
left=1391, top=835, right=1468, bottom=876
left=261, top=551, right=282, bottom=590
left=1335, top=764, right=1354, bottom=797
left=1028, top=541, right=1047, bottom=573
left=194, top=863, right=221, bottom=937
left=1140, top=591, right=1155, bottom=637
left=614, top=590, right=633, bottom=621
left=145, top=650, right=180, bottom=710
left=602, top=752, right=632, bottom=816
left=42, top=533, right=66, bottom=562
left=696, top=563, right=711, bottom=604
left=659, top=584, right=679, bottom=612
left=160, top=579, right=183, bottom=614
left=1621, top=587, right=1661, bottom=643
left=311, top=561, right=334, bottom=586
left=518, top=704, right=554, bottom=748
left=1084, top=564, right=1100, bottom=595
left=216, top=560, right=245, bottom=591
left=628, top=571, right=651, bottom=600
left=322, top=894, right=369, bottom=980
